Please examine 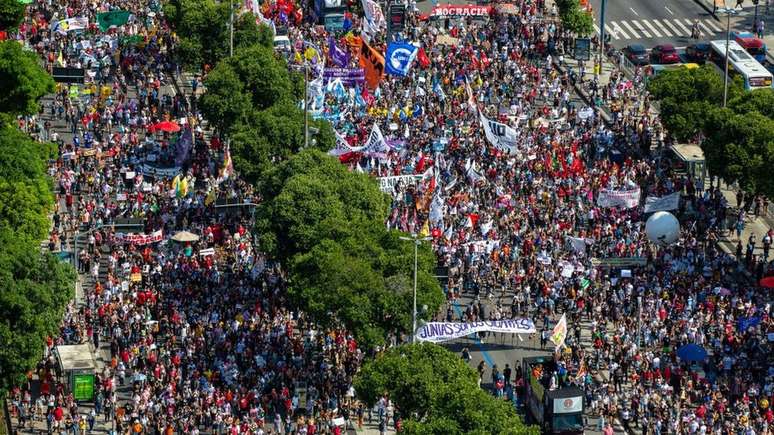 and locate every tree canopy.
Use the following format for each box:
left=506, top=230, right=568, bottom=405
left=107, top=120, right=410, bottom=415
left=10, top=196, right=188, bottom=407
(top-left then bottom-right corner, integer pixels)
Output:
left=555, top=0, right=594, bottom=35
left=0, top=122, right=75, bottom=395
left=354, top=343, right=538, bottom=434
left=647, top=65, right=774, bottom=197
left=163, top=0, right=272, bottom=69
left=257, top=150, right=444, bottom=349
left=0, top=41, right=55, bottom=116
left=0, top=0, right=25, bottom=31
